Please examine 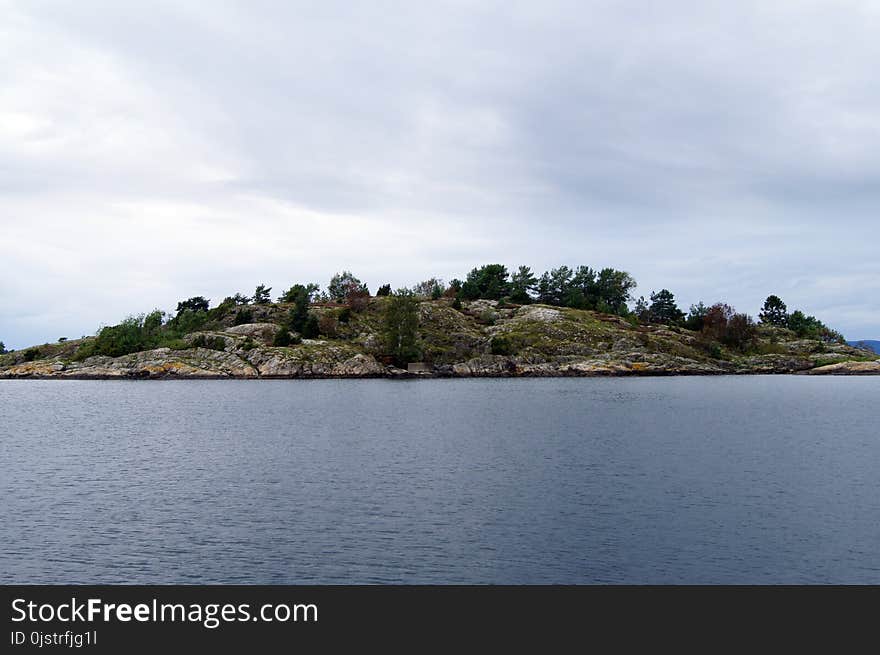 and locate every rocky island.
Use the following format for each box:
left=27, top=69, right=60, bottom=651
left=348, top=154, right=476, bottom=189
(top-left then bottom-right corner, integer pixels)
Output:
left=2, top=289, right=877, bottom=379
